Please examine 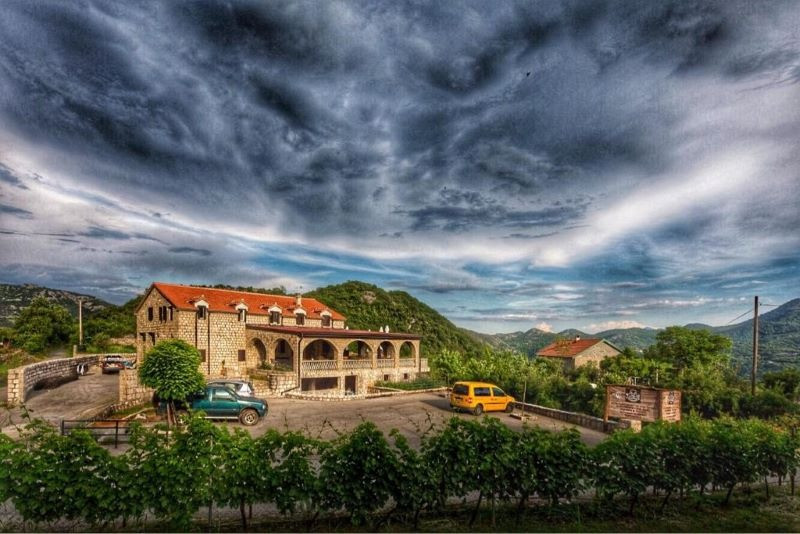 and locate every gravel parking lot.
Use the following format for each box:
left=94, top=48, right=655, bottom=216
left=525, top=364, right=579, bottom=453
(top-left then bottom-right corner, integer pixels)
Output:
left=246, top=391, right=608, bottom=447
